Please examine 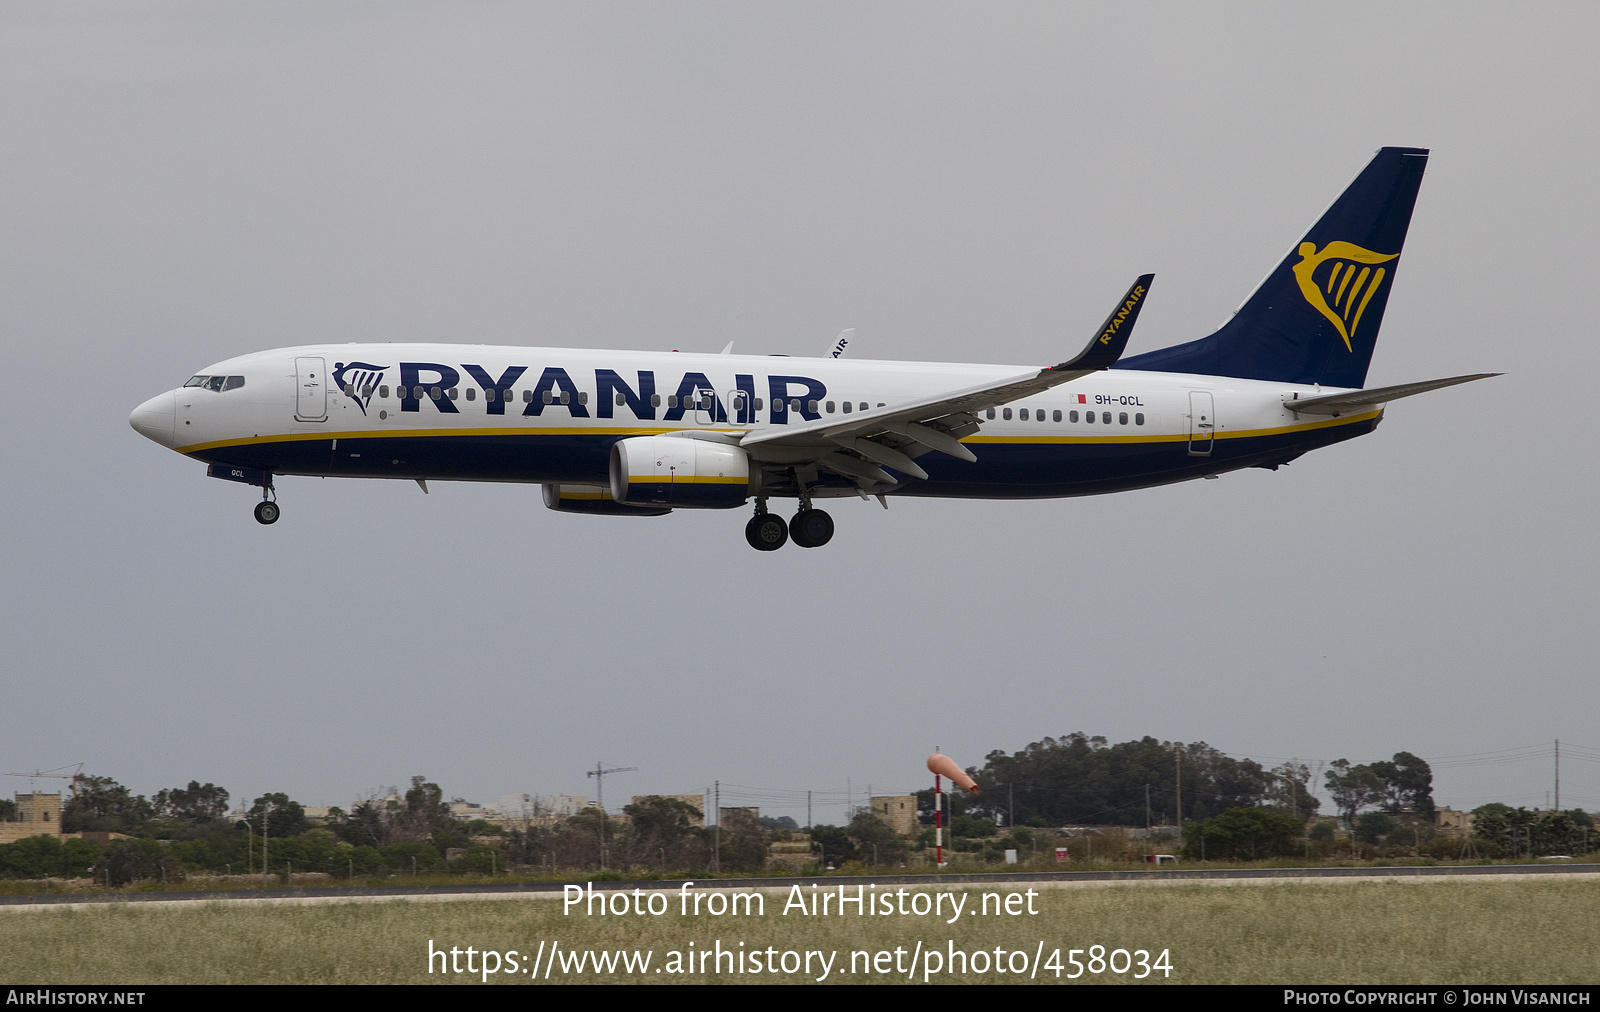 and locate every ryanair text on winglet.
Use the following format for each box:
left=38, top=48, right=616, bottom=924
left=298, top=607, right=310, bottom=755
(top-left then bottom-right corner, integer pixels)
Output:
left=1098, top=285, right=1146, bottom=345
